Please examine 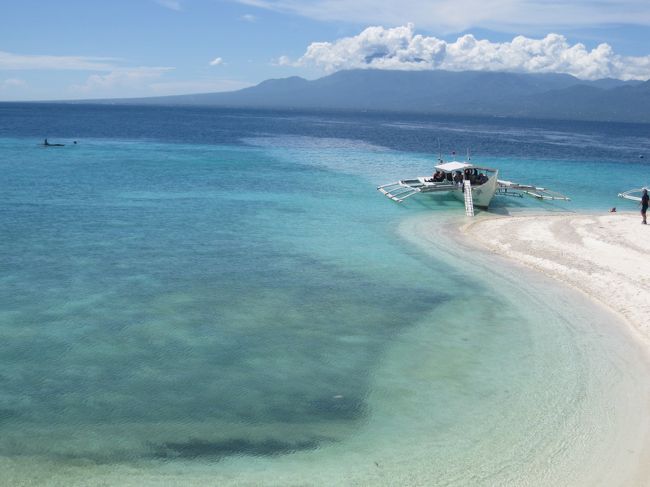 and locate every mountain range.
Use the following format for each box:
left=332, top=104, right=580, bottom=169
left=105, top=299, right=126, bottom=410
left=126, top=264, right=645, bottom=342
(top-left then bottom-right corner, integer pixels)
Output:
left=95, top=69, right=650, bottom=123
